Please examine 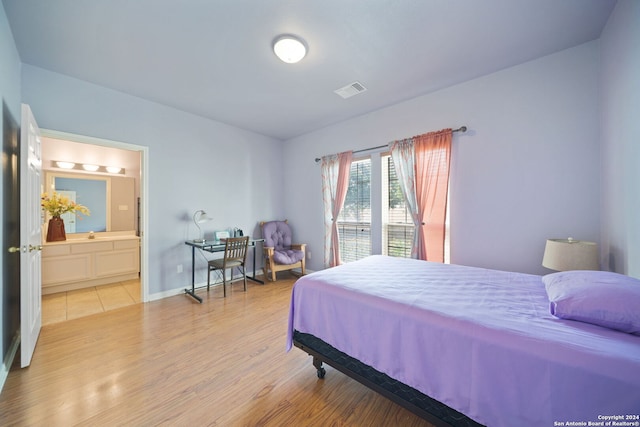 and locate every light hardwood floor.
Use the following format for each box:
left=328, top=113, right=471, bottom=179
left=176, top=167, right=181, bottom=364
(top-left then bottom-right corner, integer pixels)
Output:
left=42, top=279, right=141, bottom=326
left=1, top=273, right=433, bottom=426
